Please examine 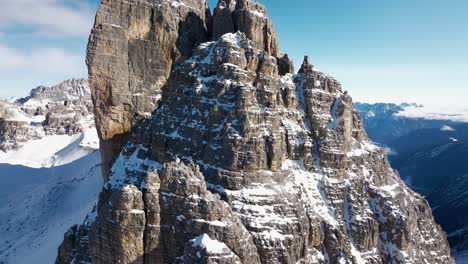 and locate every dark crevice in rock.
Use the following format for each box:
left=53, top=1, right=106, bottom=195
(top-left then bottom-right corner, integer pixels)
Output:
left=142, top=189, right=149, bottom=264
left=264, top=136, right=273, bottom=170
left=278, top=54, right=294, bottom=76
left=100, top=133, right=131, bottom=180
left=262, top=24, right=269, bottom=53
left=284, top=128, right=292, bottom=158
left=177, top=12, right=211, bottom=60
